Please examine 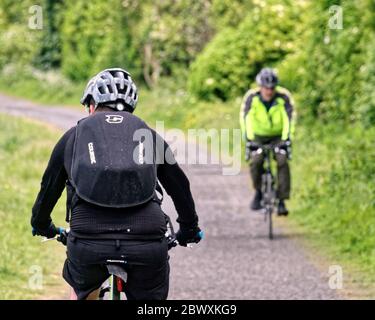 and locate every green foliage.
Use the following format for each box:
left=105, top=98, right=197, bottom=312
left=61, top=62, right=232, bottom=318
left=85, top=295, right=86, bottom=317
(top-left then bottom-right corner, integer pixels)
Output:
left=0, top=25, right=41, bottom=70
left=210, top=0, right=253, bottom=30
left=0, top=114, right=66, bottom=299
left=0, top=0, right=36, bottom=25
left=58, top=0, right=214, bottom=83
left=136, top=1, right=213, bottom=87
left=278, top=0, right=375, bottom=125
left=0, top=66, right=82, bottom=106
left=0, top=1, right=42, bottom=70
left=290, top=123, right=375, bottom=275
left=60, top=0, right=138, bottom=81
left=188, top=0, right=305, bottom=100
left=356, top=35, right=375, bottom=127
left=34, top=0, right=64, bottom=70
left=136, top=79, right=239, bottom=131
